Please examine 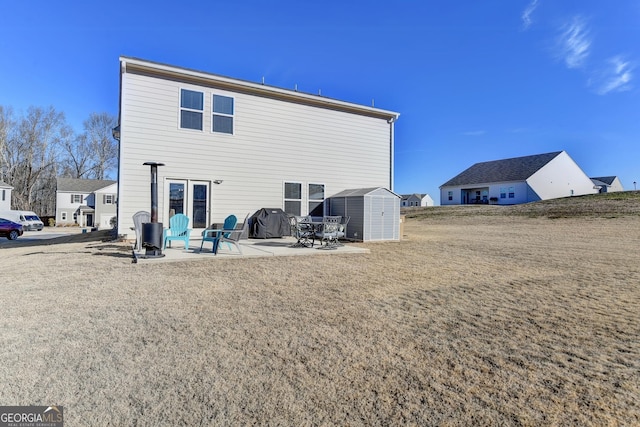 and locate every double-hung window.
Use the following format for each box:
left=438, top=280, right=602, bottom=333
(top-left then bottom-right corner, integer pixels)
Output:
left=180, top=89, right=204, bottom=130
left=71, top=194, right=83, bottom=204
left=308, top=183, right=325, bottom=216
left=212, top=95, right=234, bottom=134
left=284, top=182, right=302, bottom=216
left=103, top=194, right=115, bottom=205
left=508, top=187, right=515, bottom=198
